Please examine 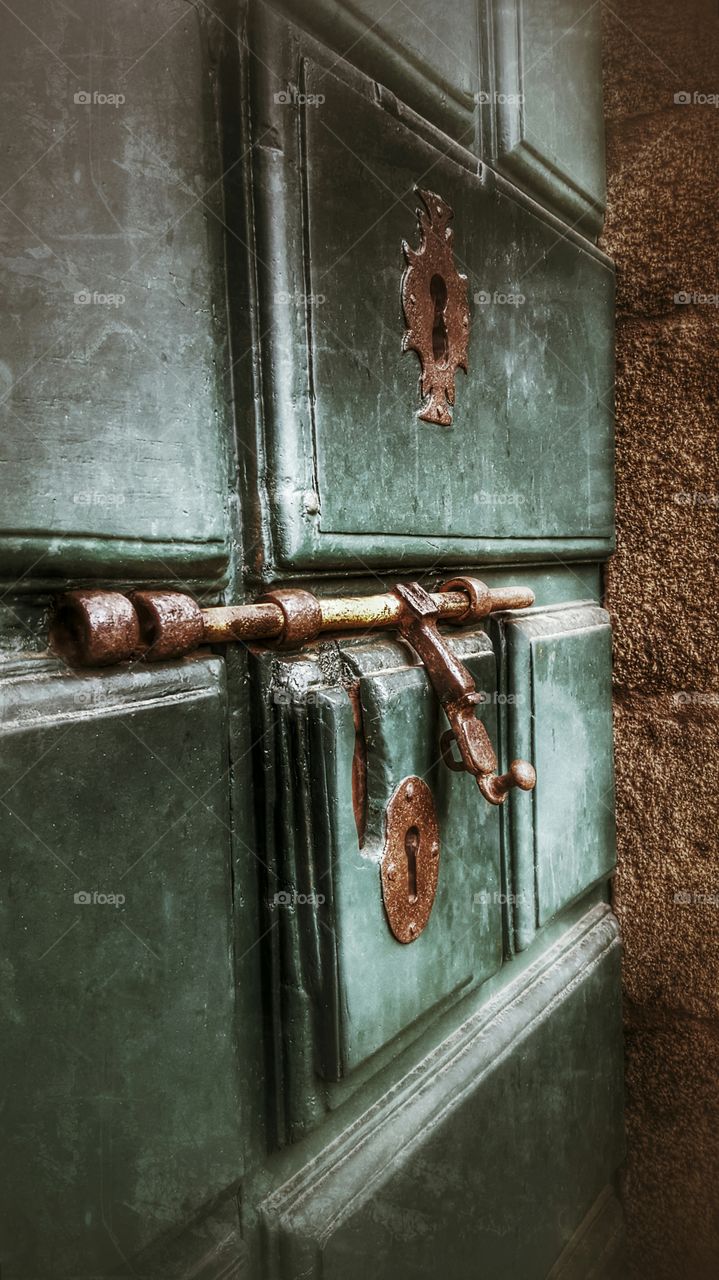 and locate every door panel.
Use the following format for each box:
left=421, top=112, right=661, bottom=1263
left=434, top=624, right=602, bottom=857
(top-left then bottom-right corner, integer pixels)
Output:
left=0, top=0, right=231, bottom=590
left=244, top=8, right=614, bottom=574
left=261, top=906, right=624, bottom=1280
left=253, top=629, right=502, bottom=1117
left=479, top=0, right=607, bottom=235
left=0, top=655, right=242, bottom=1276
left=272, top=0, right=480, bottom=145
left=501, top=604, right=616, bottom=950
